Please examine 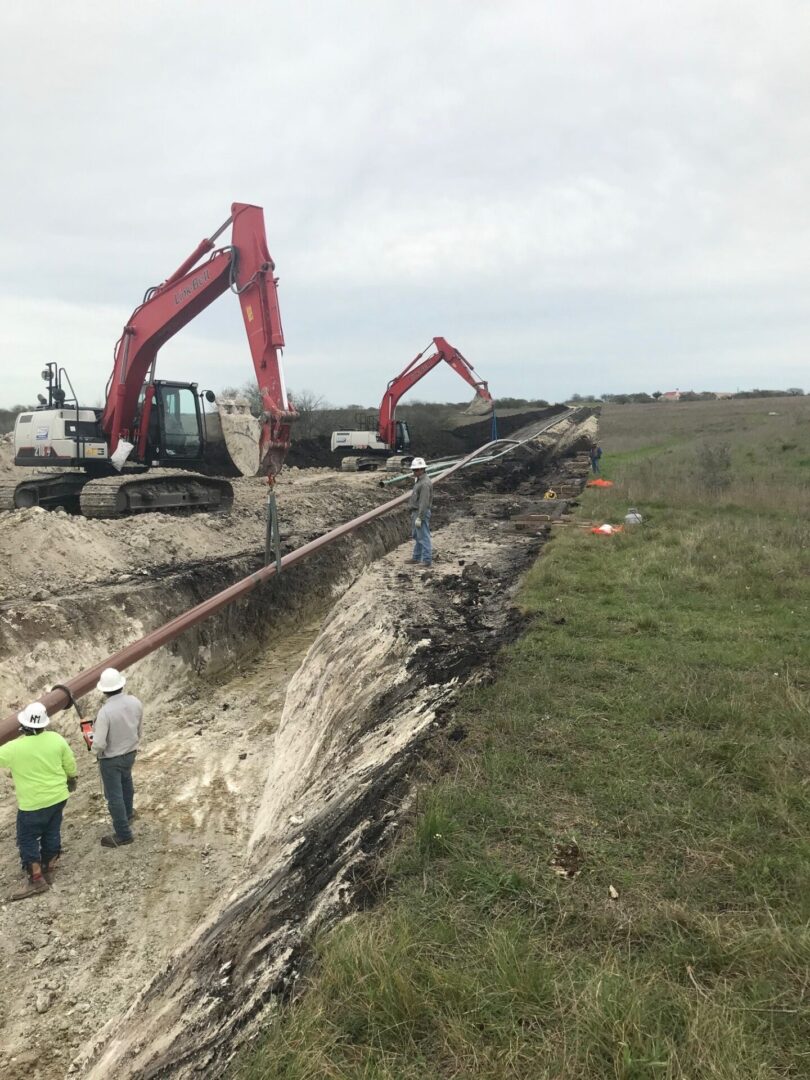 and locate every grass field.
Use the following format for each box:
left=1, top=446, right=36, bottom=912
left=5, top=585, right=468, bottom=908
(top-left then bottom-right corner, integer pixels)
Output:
left=599, top=396, right=810, bottom=514
left=238, top=398, right=810, bottom=1080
